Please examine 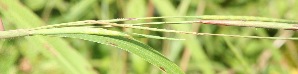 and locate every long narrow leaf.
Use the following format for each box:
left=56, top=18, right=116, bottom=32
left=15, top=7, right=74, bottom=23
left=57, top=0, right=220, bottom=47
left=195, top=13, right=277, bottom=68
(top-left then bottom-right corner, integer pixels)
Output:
left=53, top=34, right=184, bottom=74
